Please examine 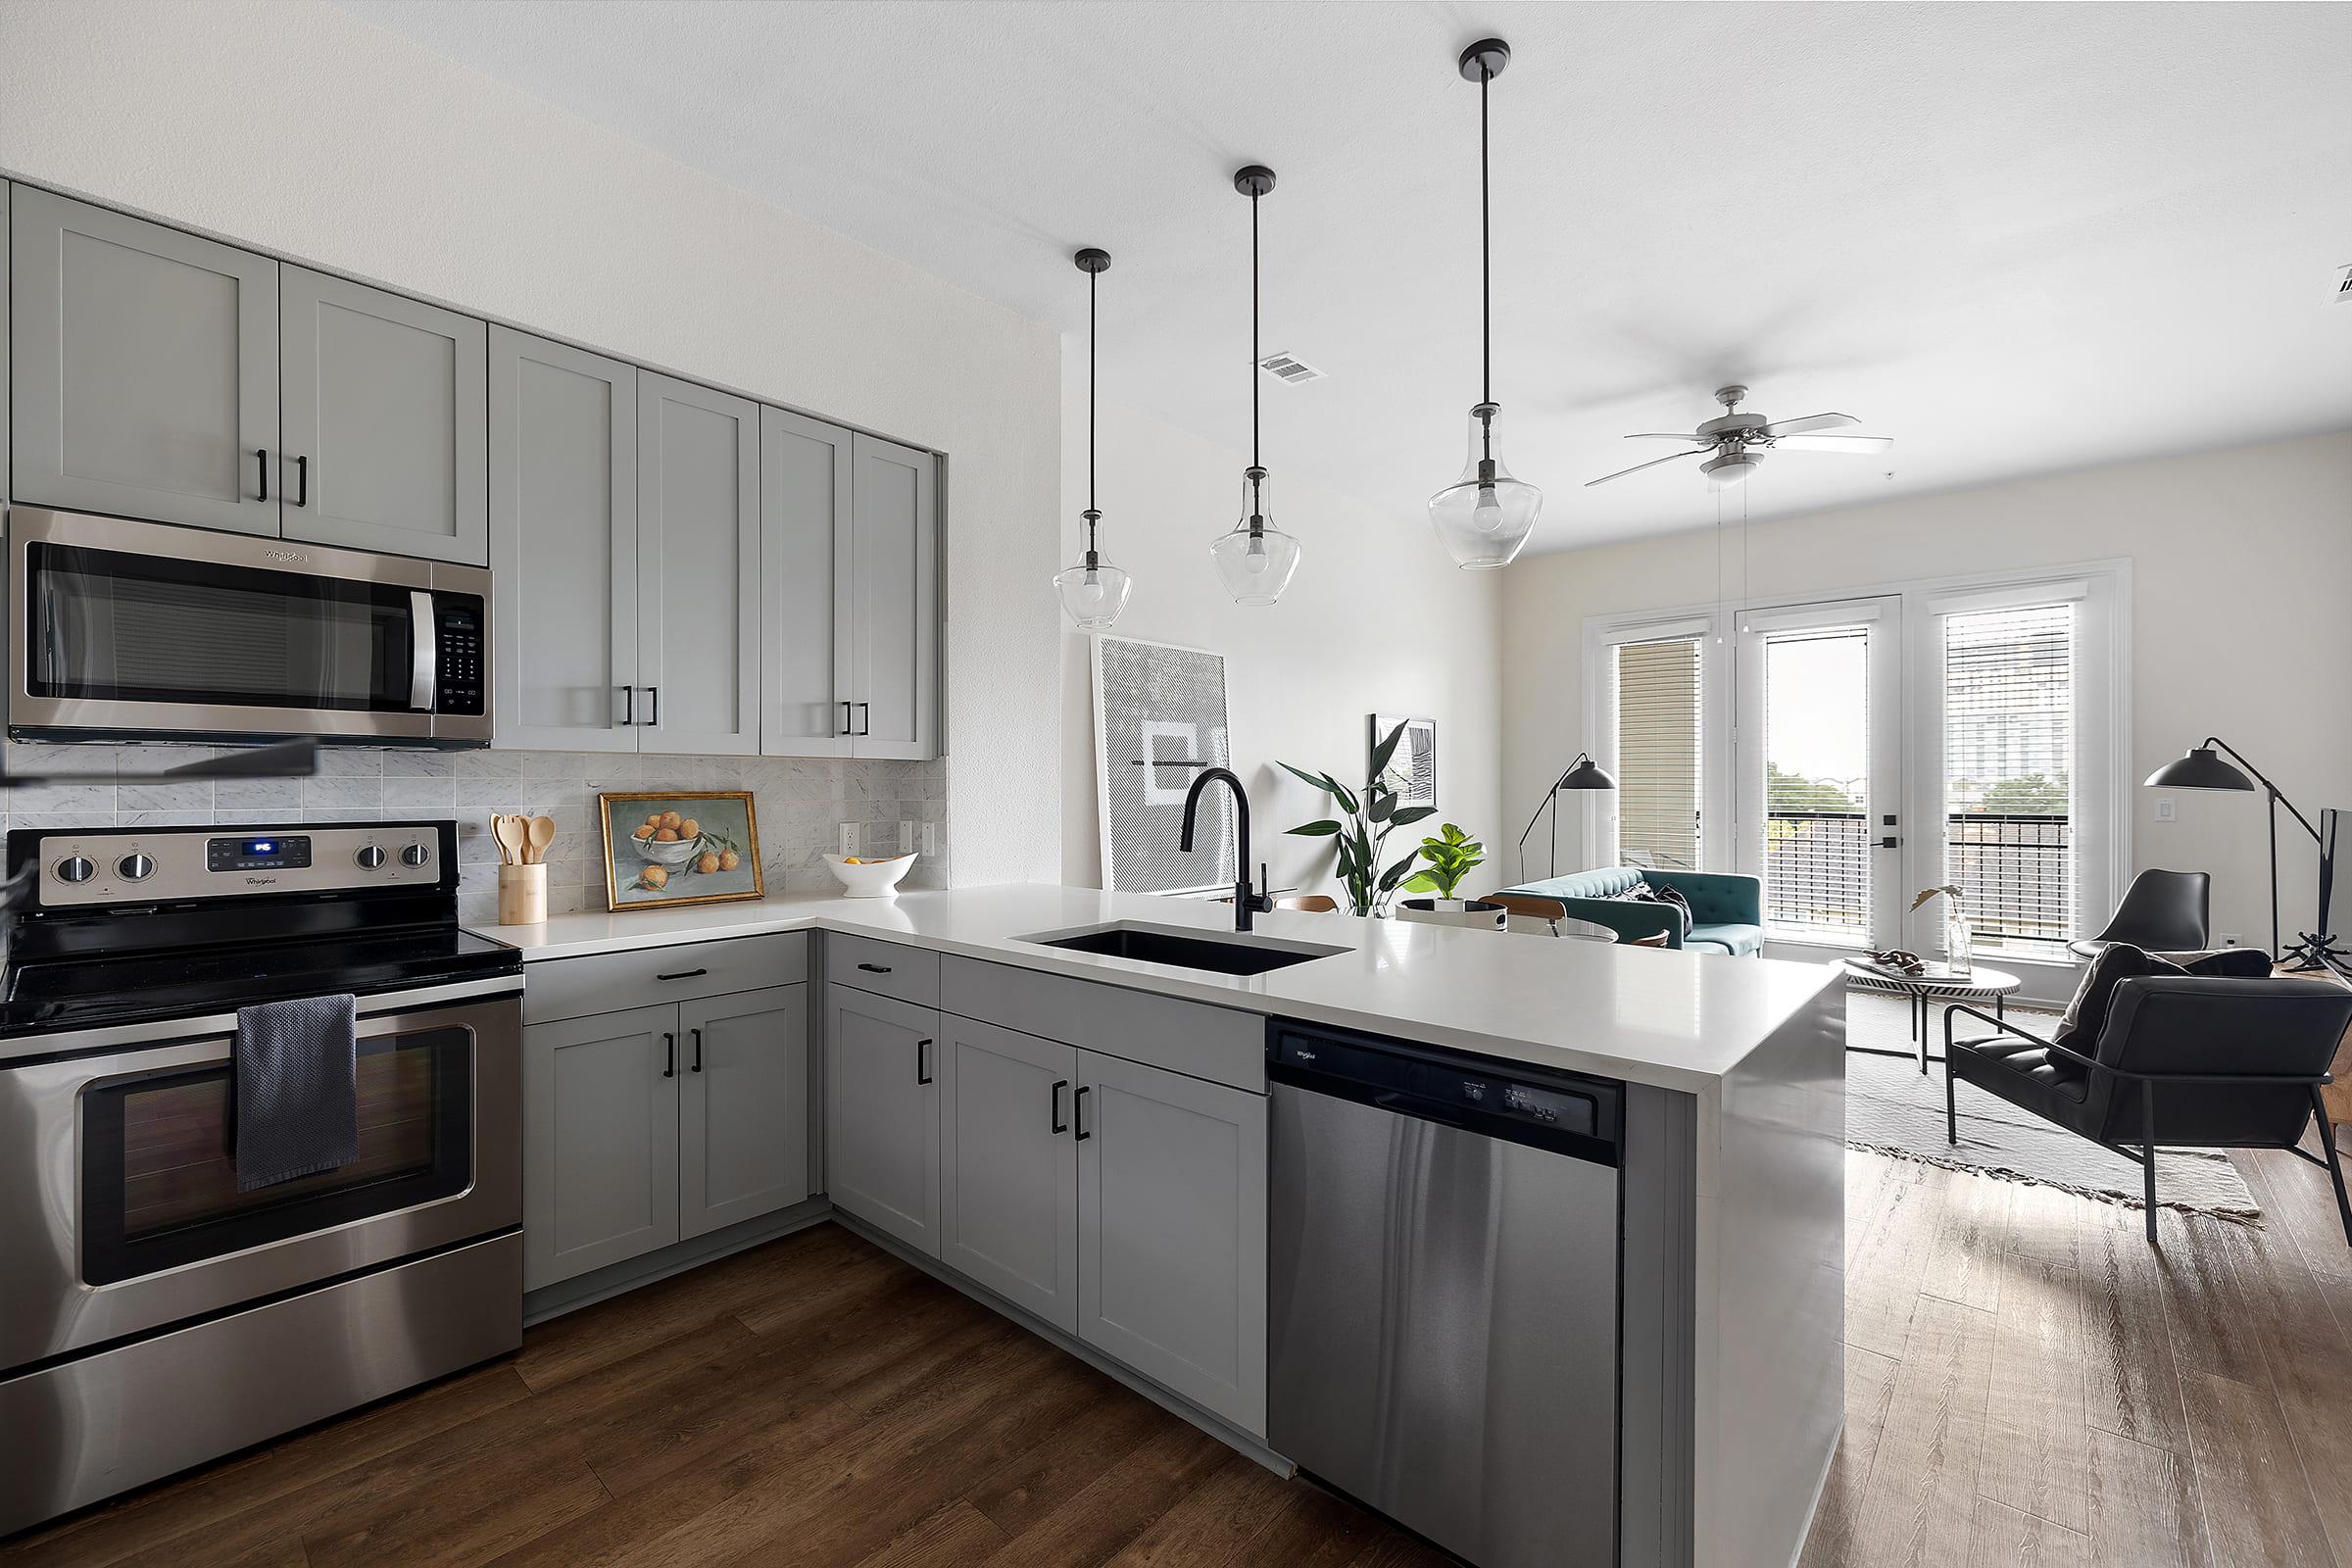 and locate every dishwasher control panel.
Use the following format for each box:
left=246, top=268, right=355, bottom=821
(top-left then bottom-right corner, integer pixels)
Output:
left=1270, top=1022, right=1619, bottom=1155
